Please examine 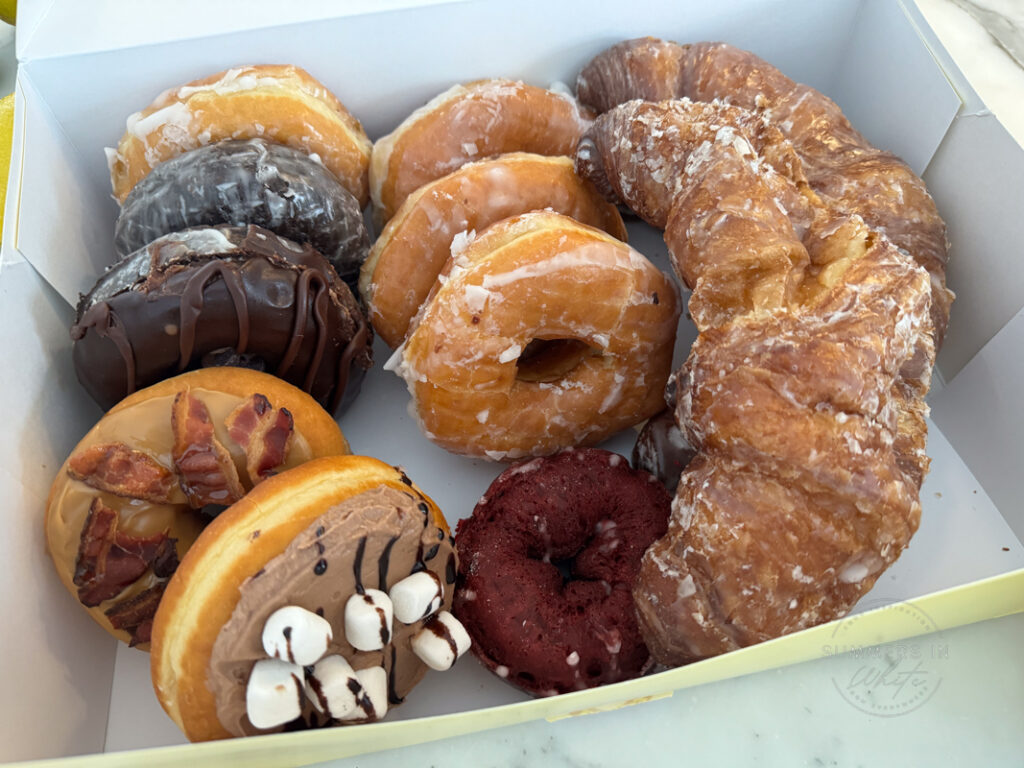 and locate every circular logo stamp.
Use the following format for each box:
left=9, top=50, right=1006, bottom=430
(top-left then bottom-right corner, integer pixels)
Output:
left=823, top=598, right=947, bottom=717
